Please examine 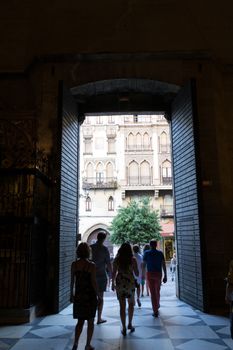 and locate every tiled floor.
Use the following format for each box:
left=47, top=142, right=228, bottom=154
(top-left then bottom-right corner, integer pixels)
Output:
left=0, top=273, right=232, bottom=350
